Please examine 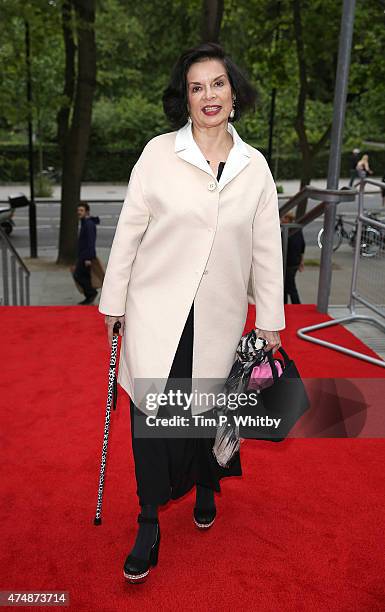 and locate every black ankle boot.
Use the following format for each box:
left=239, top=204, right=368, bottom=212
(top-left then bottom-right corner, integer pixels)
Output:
left=193, top=485, right=216, bottom=529
left=123, top=515, right=161, bottom=583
